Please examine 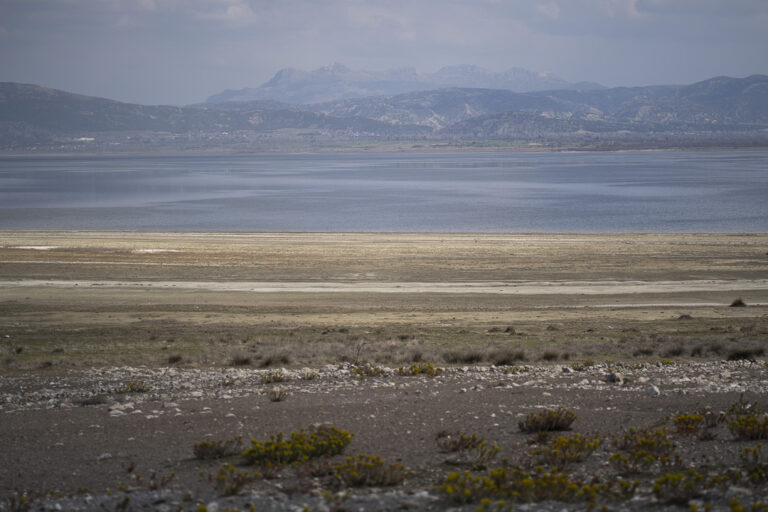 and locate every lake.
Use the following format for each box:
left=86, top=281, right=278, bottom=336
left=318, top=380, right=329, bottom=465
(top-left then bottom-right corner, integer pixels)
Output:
left=1, top=150, right=767, bottom=232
